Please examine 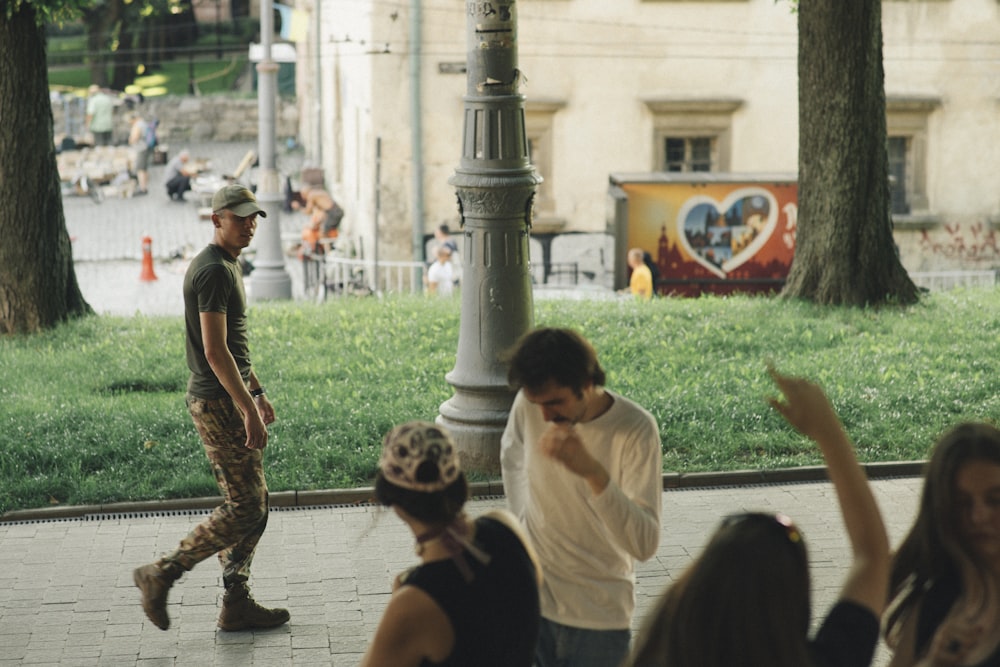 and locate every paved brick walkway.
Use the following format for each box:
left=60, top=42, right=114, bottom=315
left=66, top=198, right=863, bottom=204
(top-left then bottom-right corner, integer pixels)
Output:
left=63, top=140, right=317, bottom=318
left=0, top=478, right=922, bottom=666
